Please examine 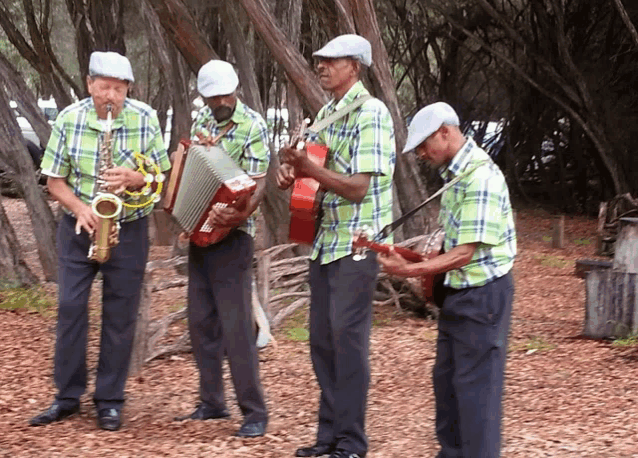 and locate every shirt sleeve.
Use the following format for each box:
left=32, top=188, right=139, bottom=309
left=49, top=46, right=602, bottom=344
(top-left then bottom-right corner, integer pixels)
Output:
left=456, top=165, right=508, bottom=247
left=40, top=116, right=69, bottom=178
left=242, top=118, right=270, bottom=176
left=350, top=102, right=394, bottom=176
